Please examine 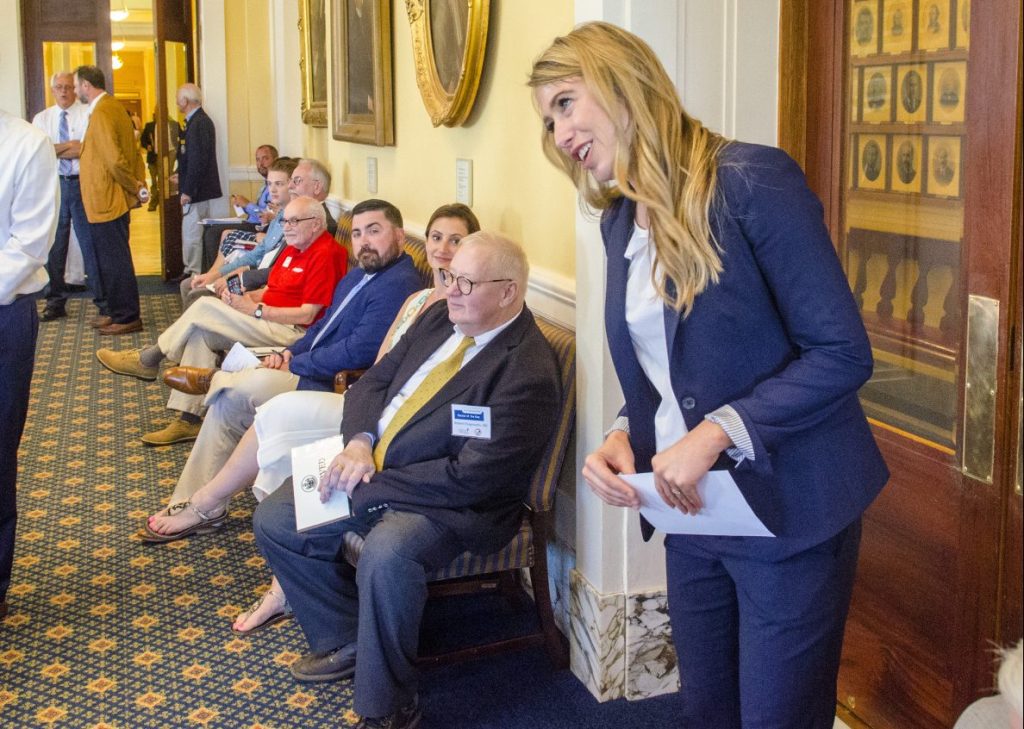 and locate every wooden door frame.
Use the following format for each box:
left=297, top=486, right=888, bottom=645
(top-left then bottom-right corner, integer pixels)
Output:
left=781, top=0, right=1023, bottom=725
left=21, top=0, right=113, bottom=119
